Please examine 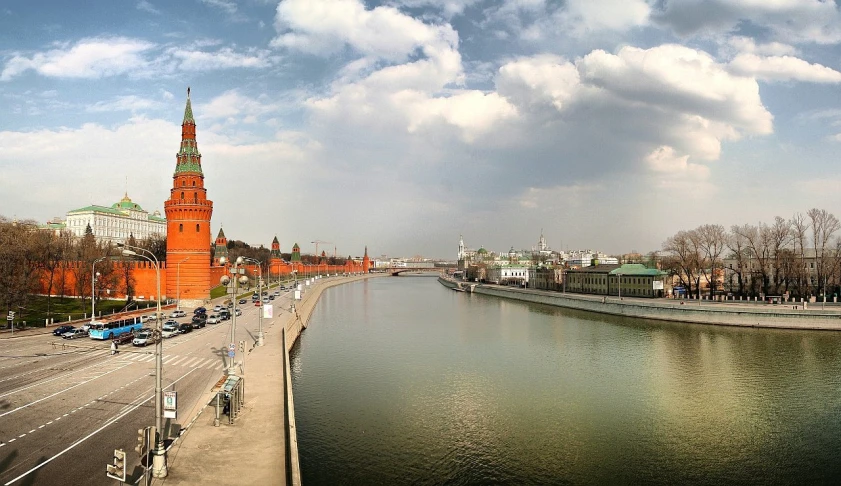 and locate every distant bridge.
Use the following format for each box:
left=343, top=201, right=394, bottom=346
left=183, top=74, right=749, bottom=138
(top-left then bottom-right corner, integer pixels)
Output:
left=387, top=267, right=443, bottom=276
